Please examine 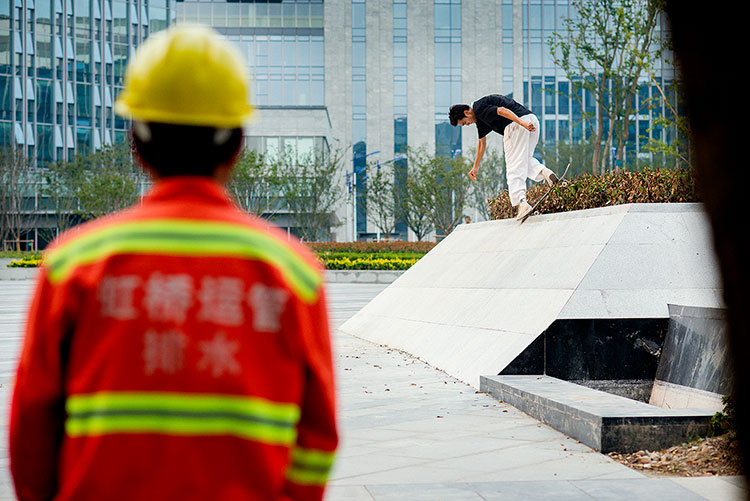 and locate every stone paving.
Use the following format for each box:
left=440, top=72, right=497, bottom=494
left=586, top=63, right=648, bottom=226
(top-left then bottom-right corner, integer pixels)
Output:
left=0, top=280, right=746, bottom=500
